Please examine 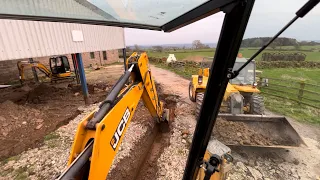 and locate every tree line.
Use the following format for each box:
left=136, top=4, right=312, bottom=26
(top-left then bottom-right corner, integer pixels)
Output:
left=126, top=38, right=319, bottom=52
left=241, top=37, right=320, bottom=48
left=127, top=40, right=211, bottom=53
